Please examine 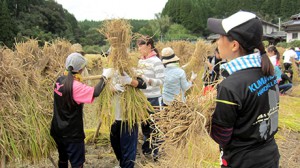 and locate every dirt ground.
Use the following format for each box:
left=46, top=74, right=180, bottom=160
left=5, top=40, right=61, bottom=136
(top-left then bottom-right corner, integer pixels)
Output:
left=6, top=127, right=299, bottom=168
left=7, top=90, right=300, bottom=168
